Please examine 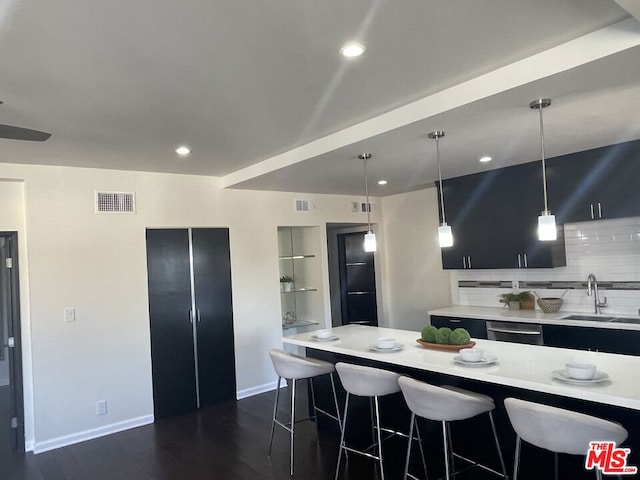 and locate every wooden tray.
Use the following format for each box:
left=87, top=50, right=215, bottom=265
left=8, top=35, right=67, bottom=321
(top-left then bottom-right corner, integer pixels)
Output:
left=415, top=339, right=476, bottom=351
